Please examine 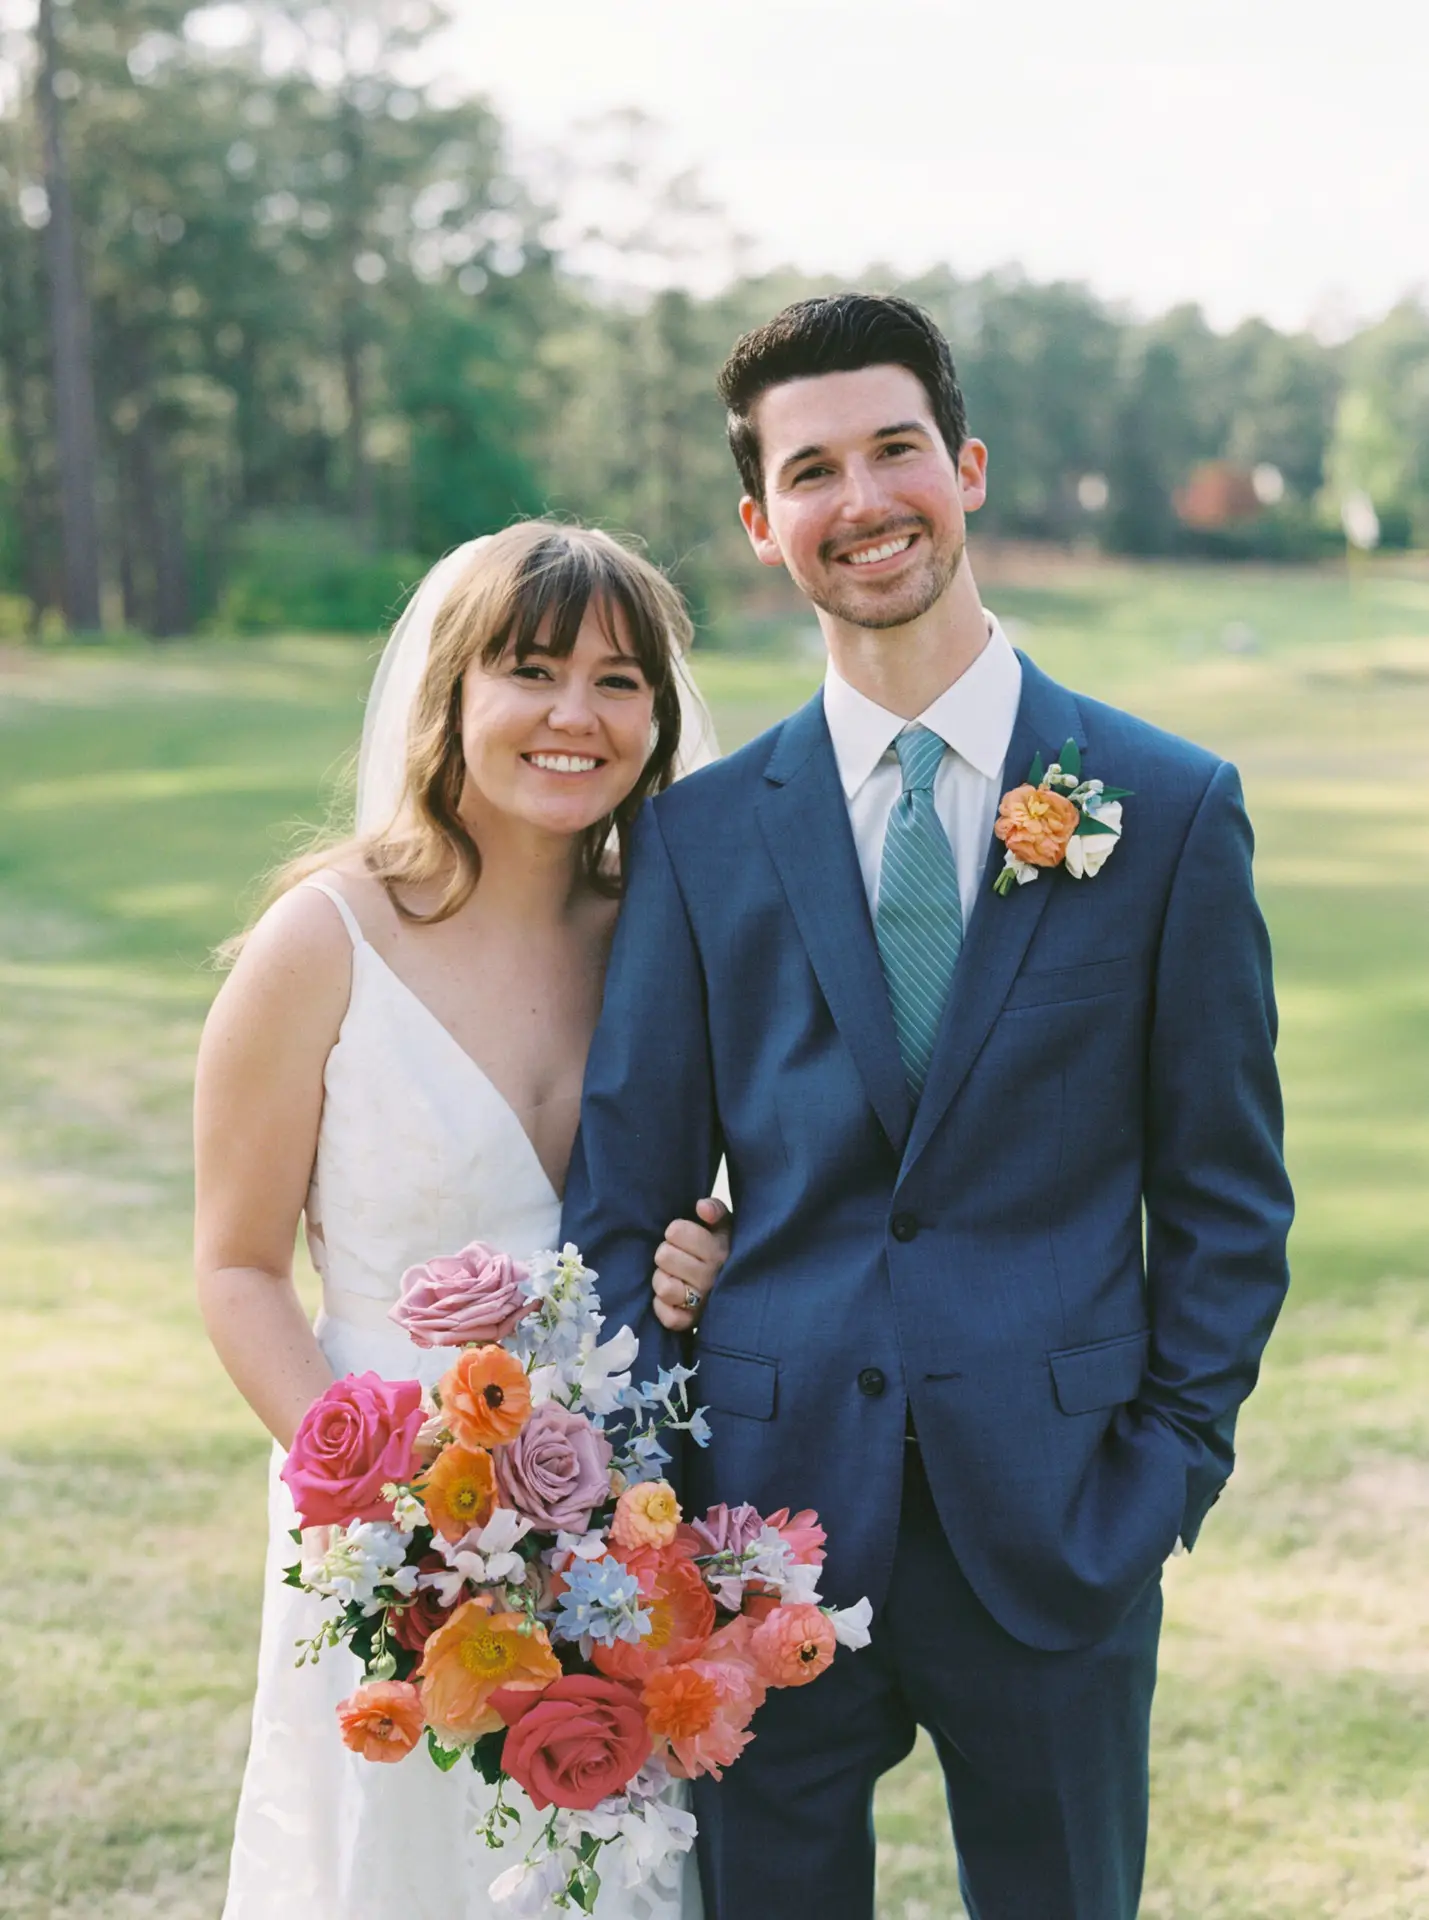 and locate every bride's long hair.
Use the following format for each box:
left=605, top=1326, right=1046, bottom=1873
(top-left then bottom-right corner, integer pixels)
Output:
left=236, top=521, right=692, bottom=946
